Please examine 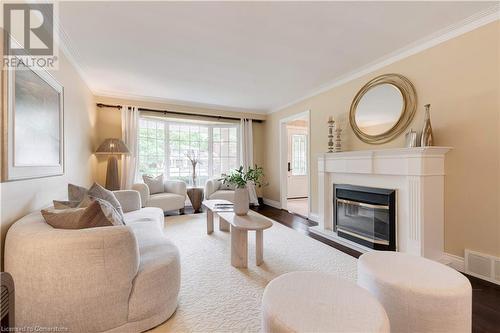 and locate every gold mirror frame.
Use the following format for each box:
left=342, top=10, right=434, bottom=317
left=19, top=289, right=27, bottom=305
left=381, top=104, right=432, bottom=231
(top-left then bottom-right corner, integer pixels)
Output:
left=349, top=73, right=417, bottom=144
